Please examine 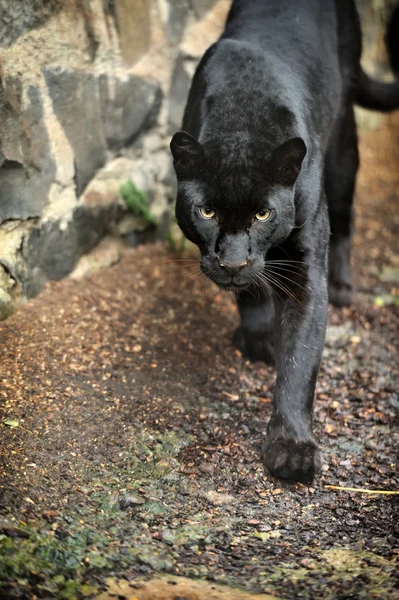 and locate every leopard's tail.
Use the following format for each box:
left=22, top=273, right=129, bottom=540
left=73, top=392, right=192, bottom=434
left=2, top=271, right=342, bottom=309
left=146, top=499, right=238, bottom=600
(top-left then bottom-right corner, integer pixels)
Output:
left=355, top=4, right=399, bottom=112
